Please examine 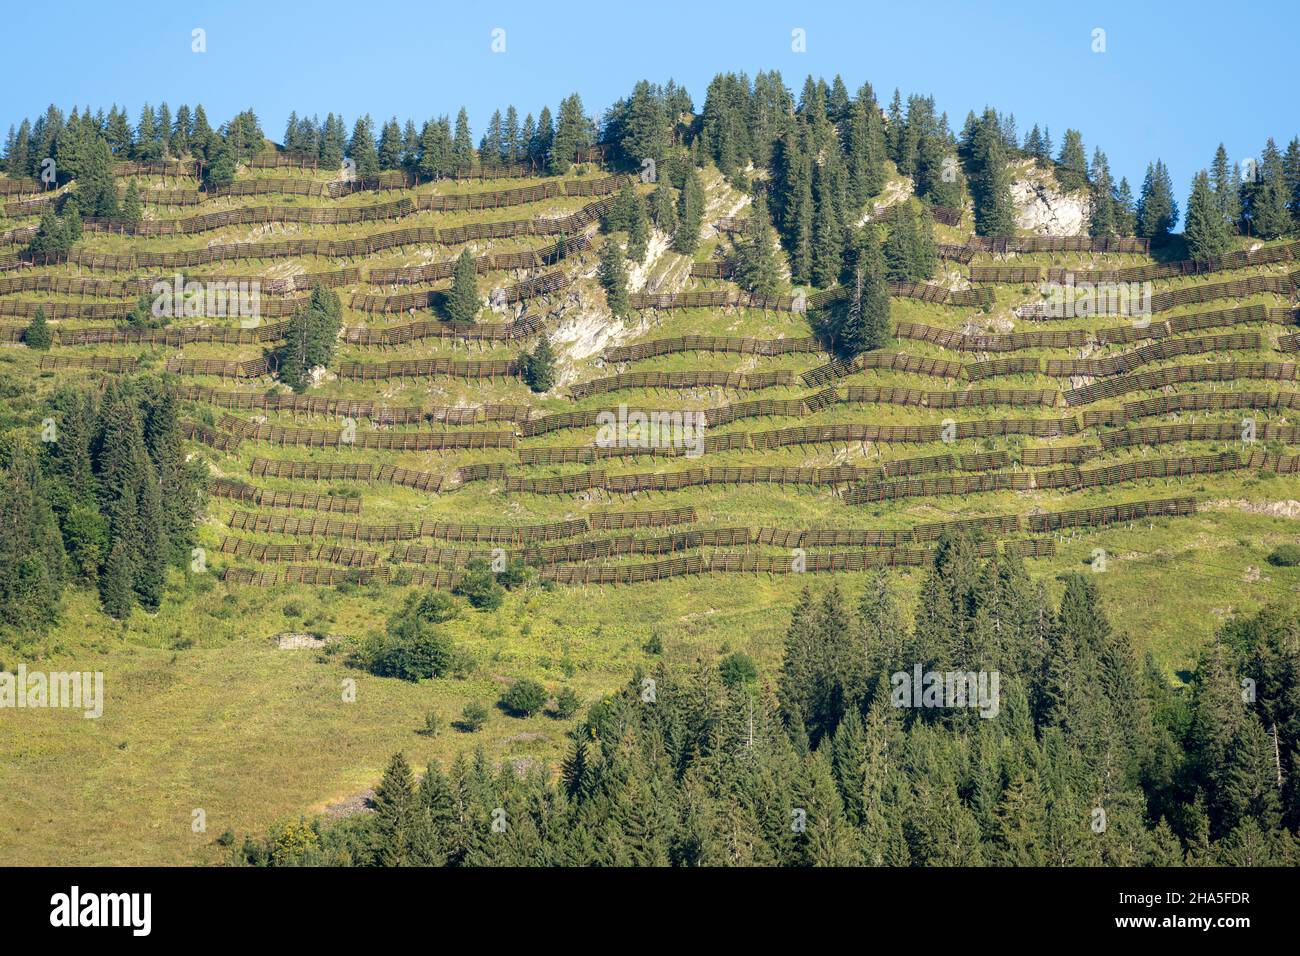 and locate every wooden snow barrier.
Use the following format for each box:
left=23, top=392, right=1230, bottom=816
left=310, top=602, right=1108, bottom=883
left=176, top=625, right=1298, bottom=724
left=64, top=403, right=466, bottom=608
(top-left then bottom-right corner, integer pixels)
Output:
left=568, top=368, right=797, bottom=400
left=38, top=354, right=139, bottom=373
left=1044, top=240, right=1300, bottom=285
left=1064, top=361, right=1300, bottom=406
left=843, top=453, right=1239, bottom=504
left=216, top=413, right=515, bottom=450
left=227, top=511, right=589, bottom=544
left=1099, top=422, right=1300, bottom=450
left=969, top=265, right=1044, bottom=284
left=218, top=536, right=379, bottom=567
left=894, top=322, right=1087, bottom=353
left=248, top=458, right=444, bottom=492
left=965, top=236, right=1149, bottom=254
left=1084, top=390, right=1300, bottom=426
left=14, top=196, right=614, bottom=271
left=1026, top=497, right=1198, bottom=532
left=165, top=355, right=274, bottom=378
left=209, top=478, right=362, bottom=513
left=588, top=507, right=698, bottom=530
left=334, top=356, right=520, bottom=381
left=368, top=233, right=590, bottom=284
left=603, top=335, right=823, bottom=363
left=175, top=385, right=529, bottom=424
left=349, top=269, right=570, bottom=313
left=1043, top=332, right=1262, bottom=378
left=181, top=421, right=241, bottom=452
left=0, top=268, right=355, bottom=297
